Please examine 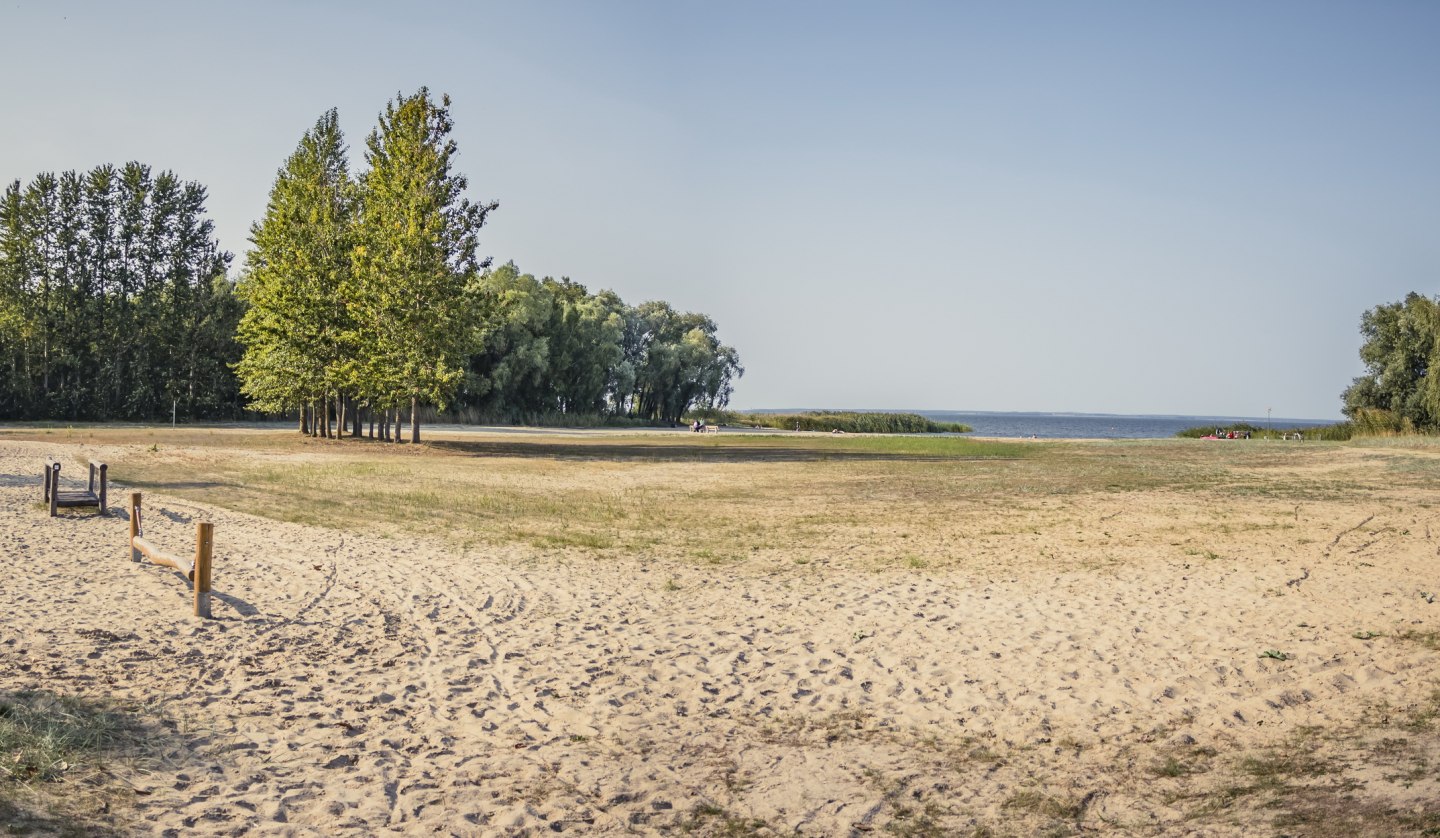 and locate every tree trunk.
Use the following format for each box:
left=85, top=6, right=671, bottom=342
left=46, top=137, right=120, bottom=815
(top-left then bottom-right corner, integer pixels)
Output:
left=411, top=397, right=420, bottom=444
left=368, top=410, right=375, bottom=440
left=337, top=395, right=346, bottom=439
left=299, top=403, right=308, bottom=435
